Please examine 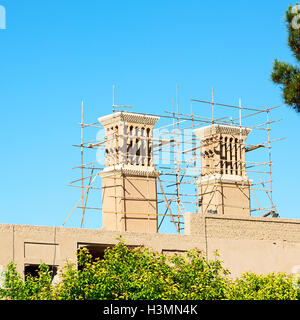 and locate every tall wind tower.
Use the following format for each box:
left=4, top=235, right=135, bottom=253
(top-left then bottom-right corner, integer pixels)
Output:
left=194, top=124, right=252, bottom=216
left=99, top=112, right=160, bottom=232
